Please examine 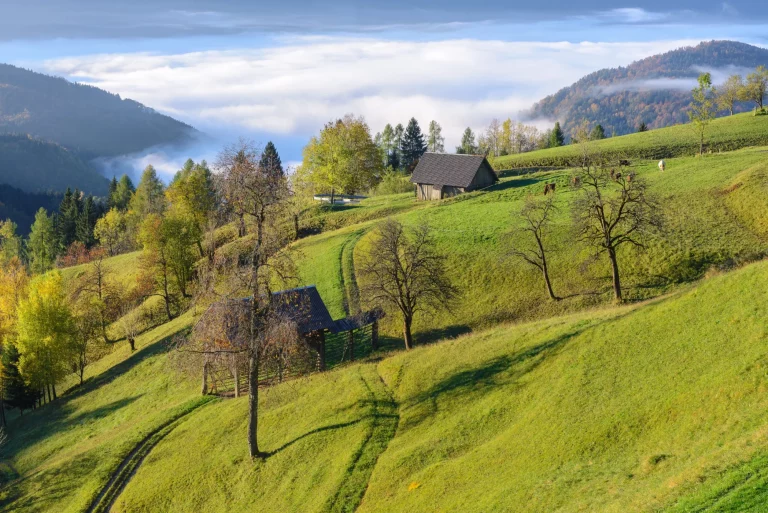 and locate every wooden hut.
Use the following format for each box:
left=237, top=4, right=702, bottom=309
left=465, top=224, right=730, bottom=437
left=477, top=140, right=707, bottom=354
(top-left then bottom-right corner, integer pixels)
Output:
left=410, top=153, right=498, bottom=200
